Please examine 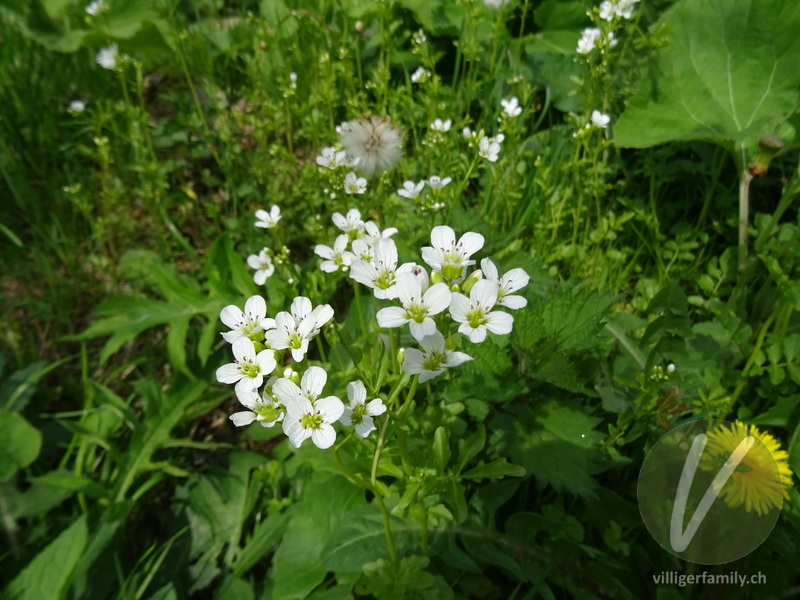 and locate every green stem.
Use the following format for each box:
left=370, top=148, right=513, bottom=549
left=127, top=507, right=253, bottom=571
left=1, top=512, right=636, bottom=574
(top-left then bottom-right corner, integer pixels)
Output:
left=738, top=168, right=753, bottom=272
left=418, top=500, right=429, bottom=556
left=374, top=493, right=397, bottom=563
left=728, top=309, right=778, bottom=412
